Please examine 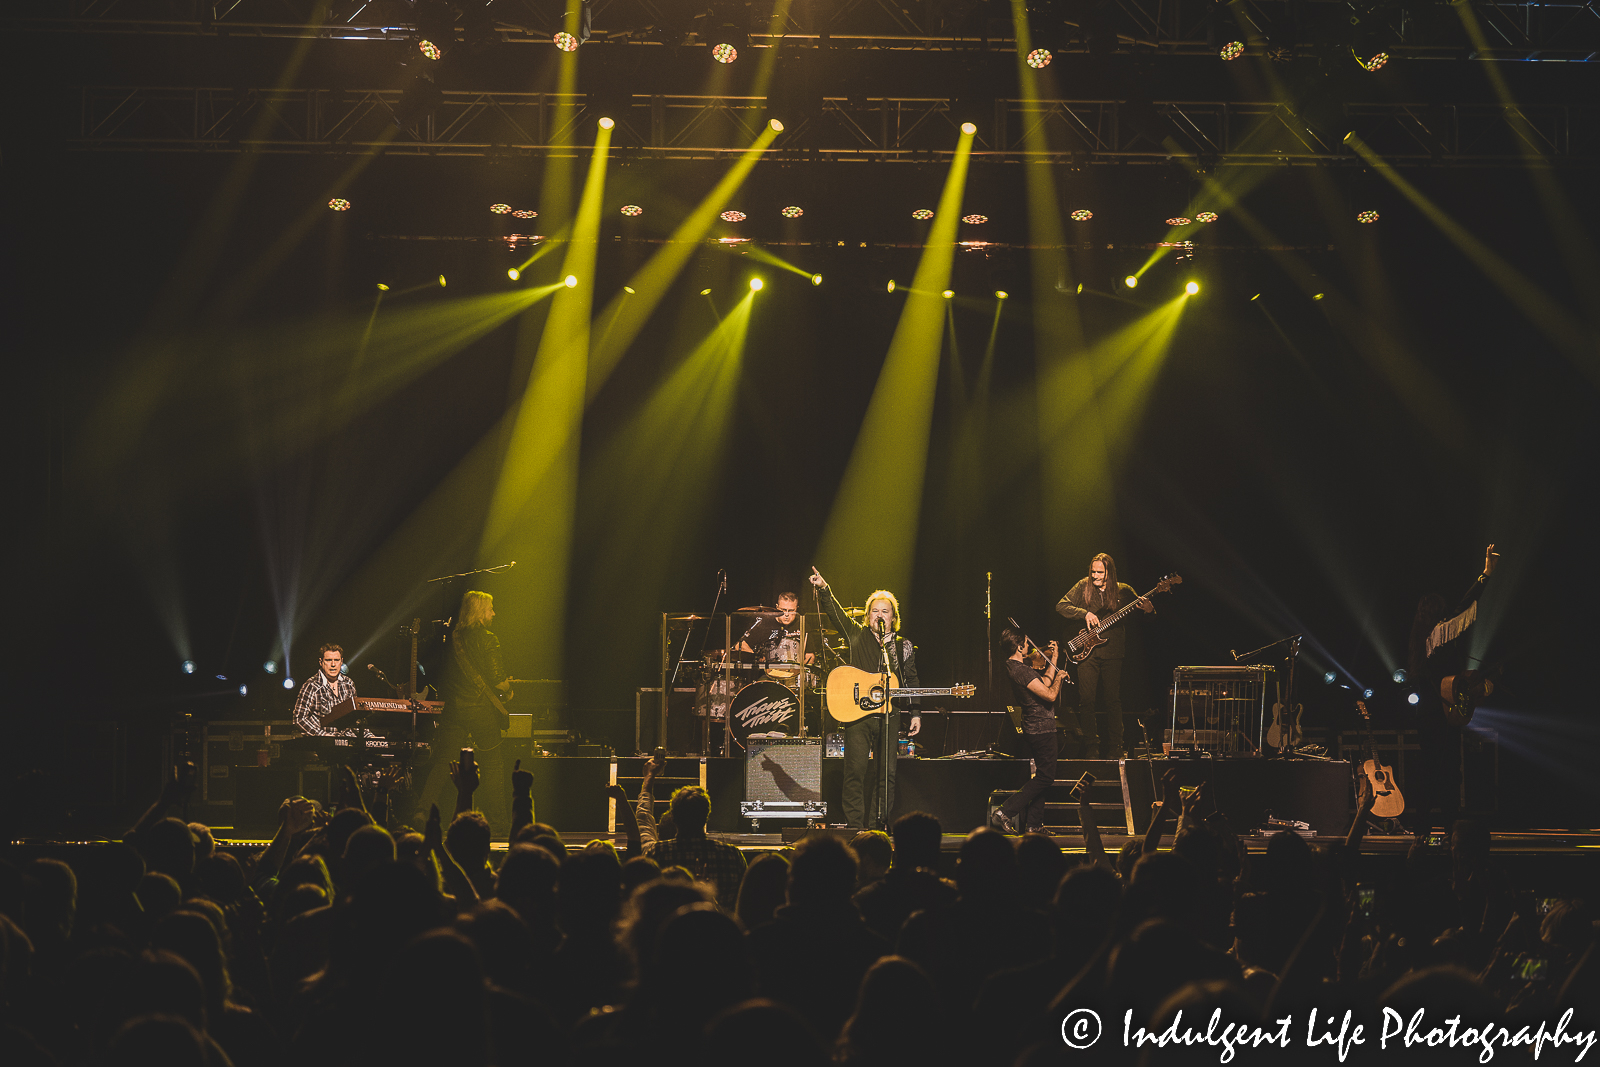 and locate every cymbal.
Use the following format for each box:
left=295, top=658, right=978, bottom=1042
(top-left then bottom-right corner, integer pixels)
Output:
left=845, top=606, right=866, bottom=618
left=736, top=604, right=773, bottom=612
